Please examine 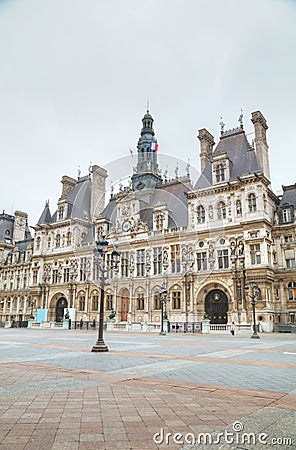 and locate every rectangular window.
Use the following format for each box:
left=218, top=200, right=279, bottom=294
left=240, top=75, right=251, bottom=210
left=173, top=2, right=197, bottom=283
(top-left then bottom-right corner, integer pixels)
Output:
left=136, top=250, right=145, bottom=277
left=250, top=244, right=261, bottom=265
left=137, top=294, right=145, bottom=310
left=106, top=294, right=113, bottom=310
left=52, top=269, right=58, bottom=284
left=92, top=295, right=99, bottom=311
left=79, top=296, right=85, bottom=311
left=121, top=251, right=130, bottom=278
left=80, top=258, right=86, bottom=281
left=106, top=254, right=114, bottom=279
left=171, top=244, right=180, bottom=273
left=218, top=249, right=229, bottom=269
left=197, top=252, right=207, bottom=271
left=153, top=247, right=162, bottom=275
left=284, top=235, right=293, bottom=243
left=33, top=270, right=38, bottom=284
left=172, top=291, right=181, bottom=309
left=282, top=208, right=292, bottom=223
left=63, top=268, right=70, bottom=283
left=286, top=259, right=296, bottom=268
